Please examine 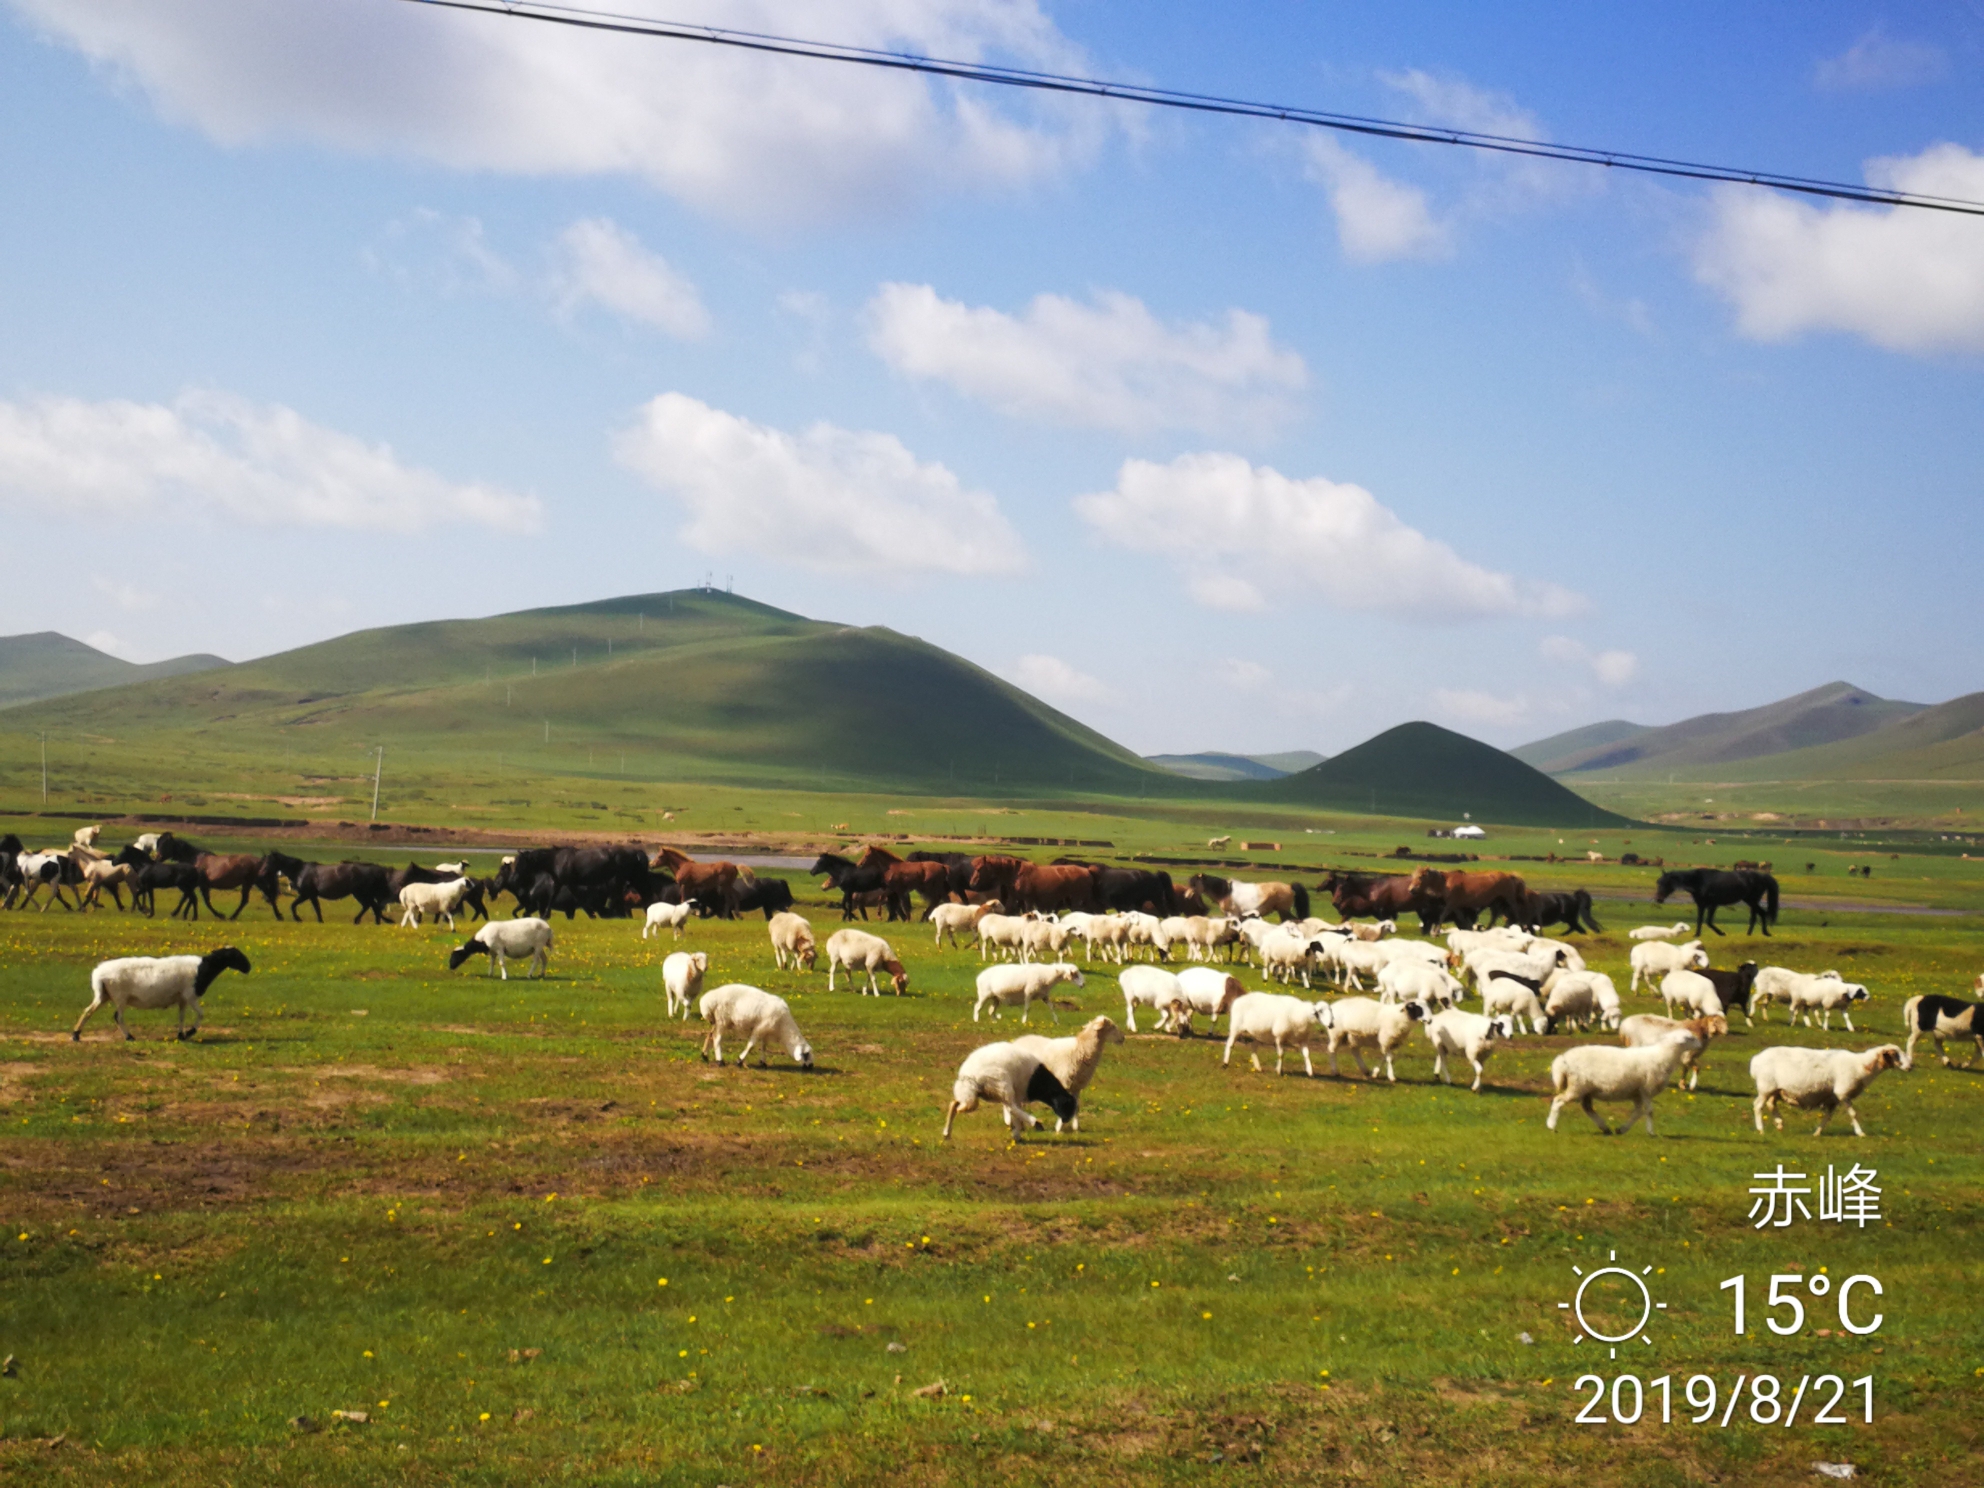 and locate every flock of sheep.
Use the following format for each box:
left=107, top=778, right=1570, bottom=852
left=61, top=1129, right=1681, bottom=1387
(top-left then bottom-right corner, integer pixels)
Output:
left=628, top=888, right=1968, bottom=1143
left=61, top=859, right=1984, bottom=1145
